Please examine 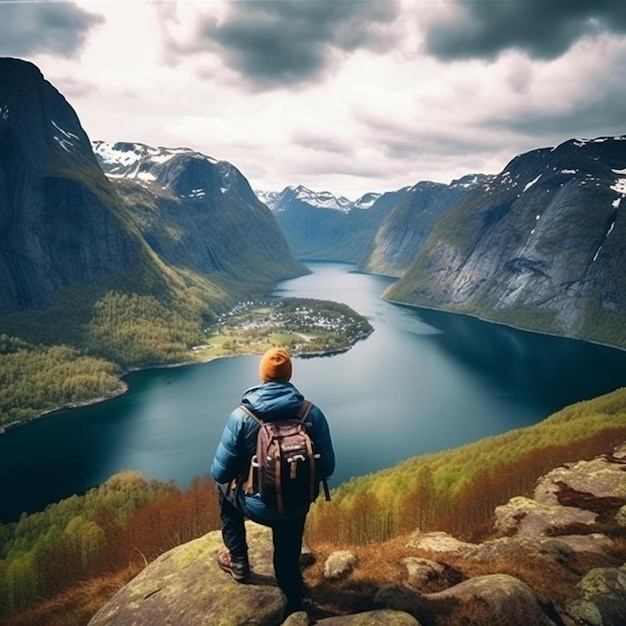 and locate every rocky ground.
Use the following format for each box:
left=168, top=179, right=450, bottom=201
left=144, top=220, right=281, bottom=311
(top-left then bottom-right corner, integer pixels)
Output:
left=88, top=443, right=626, bottom=625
